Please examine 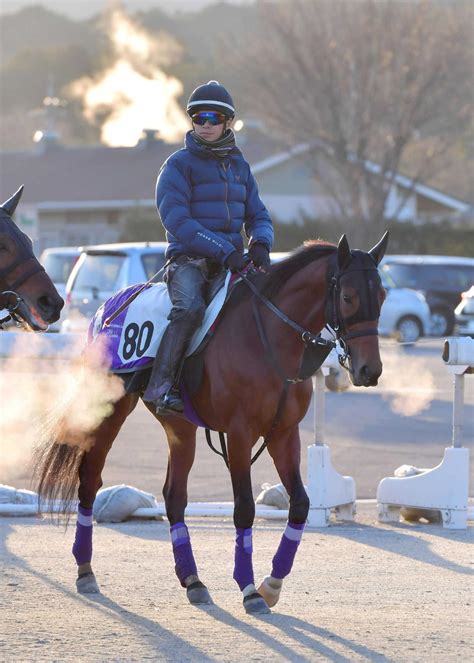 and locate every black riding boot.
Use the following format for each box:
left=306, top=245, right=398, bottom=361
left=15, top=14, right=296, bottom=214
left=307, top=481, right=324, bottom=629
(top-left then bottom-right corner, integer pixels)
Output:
left=142, top=320, right=195, bottom=415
